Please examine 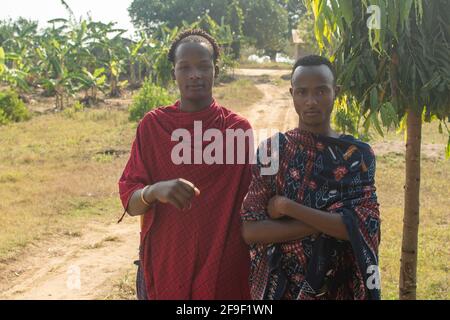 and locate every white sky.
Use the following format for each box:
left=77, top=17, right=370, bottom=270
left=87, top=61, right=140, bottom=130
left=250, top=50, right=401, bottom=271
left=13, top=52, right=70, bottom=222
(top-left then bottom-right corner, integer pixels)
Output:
left=1, top=0, right=136, bottom=36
